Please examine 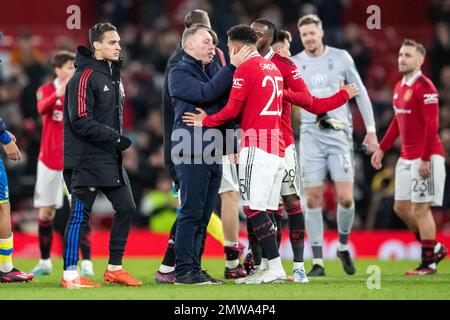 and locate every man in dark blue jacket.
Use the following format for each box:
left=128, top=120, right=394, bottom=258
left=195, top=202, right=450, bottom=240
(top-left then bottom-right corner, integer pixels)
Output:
left=168, top=25, right=249, bottom=285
